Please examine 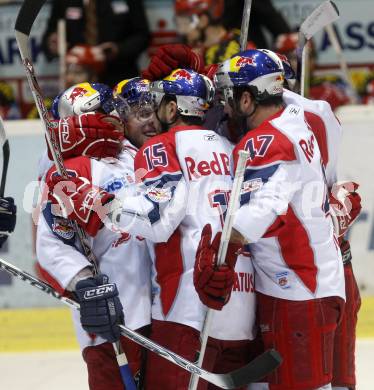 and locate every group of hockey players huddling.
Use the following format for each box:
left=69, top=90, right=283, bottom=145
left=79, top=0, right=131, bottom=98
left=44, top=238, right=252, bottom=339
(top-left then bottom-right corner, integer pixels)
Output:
left=34, top=43, right=362, bottom=390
